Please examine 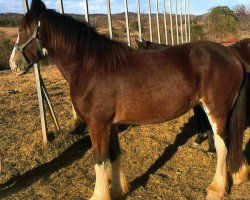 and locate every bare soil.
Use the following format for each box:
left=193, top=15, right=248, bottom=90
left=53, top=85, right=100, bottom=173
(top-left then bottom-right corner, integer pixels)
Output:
left=0, top=66, right=250, bottom=200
